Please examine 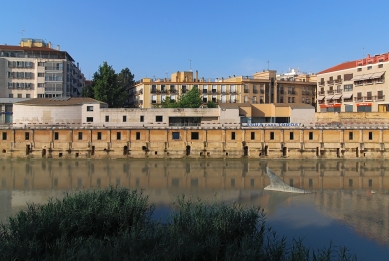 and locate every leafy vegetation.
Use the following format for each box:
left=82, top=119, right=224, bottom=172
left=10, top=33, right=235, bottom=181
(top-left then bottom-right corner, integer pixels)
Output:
left=161, top=85, right=203, bottom=108
left=84, top=62, right=134, bottom=108
left=0, top=187, right=358, bottom=261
